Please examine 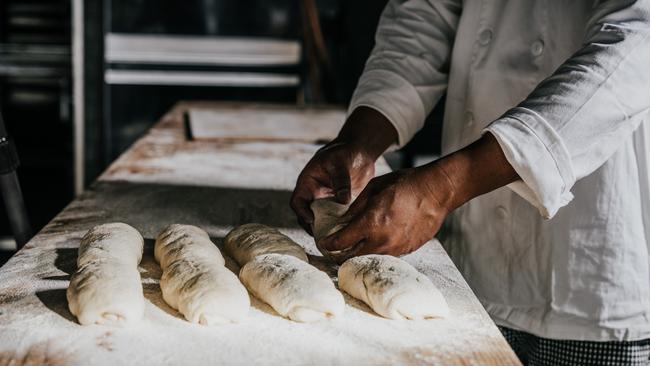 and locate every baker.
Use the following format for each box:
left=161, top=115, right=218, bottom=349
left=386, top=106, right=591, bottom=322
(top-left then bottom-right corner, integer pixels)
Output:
left=291, top=1, right=650, bottom=364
